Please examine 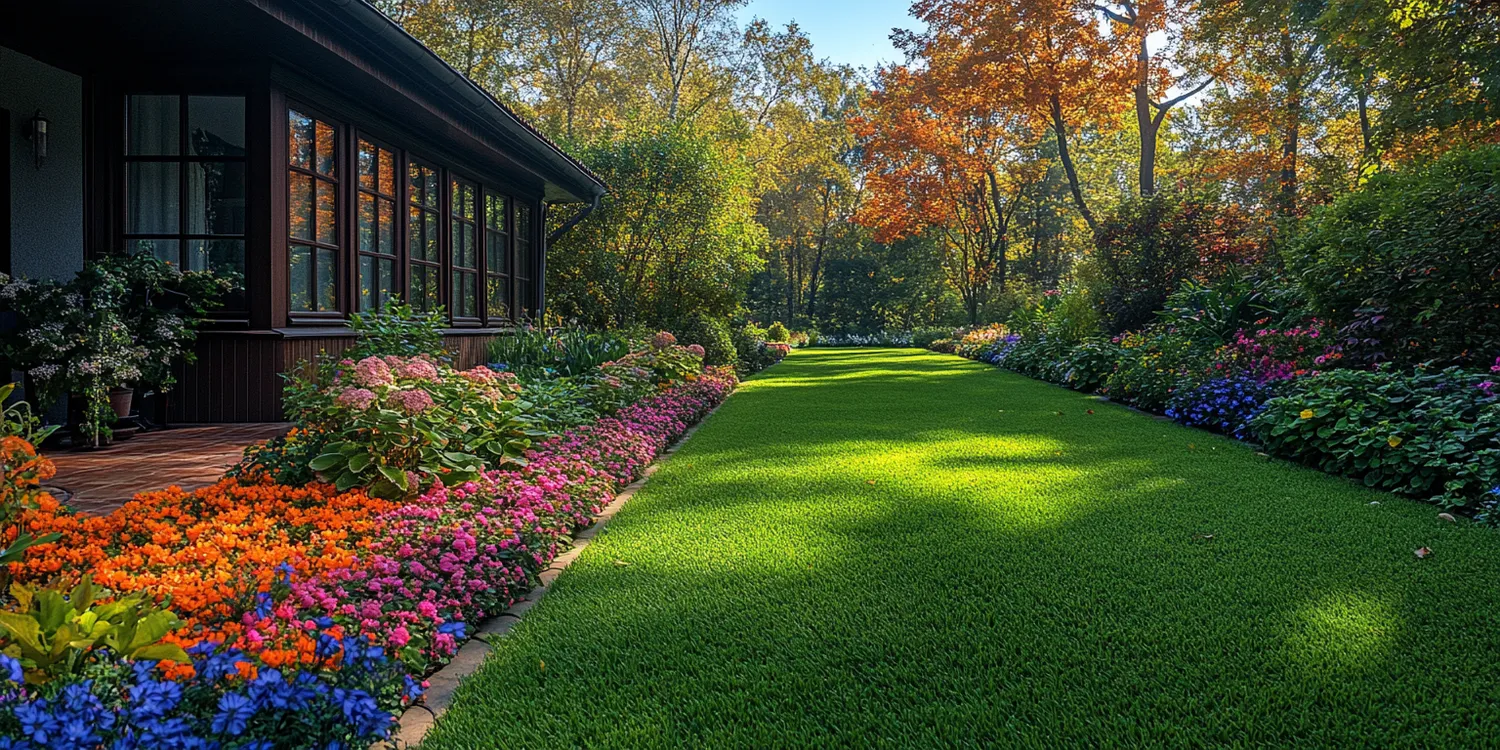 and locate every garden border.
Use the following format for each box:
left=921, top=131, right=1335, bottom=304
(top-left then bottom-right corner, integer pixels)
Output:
left=384, top=400, right=727, bottom=748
